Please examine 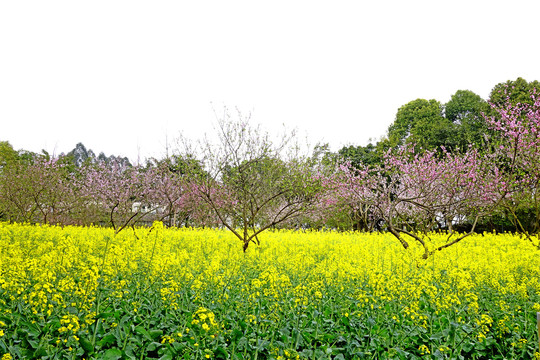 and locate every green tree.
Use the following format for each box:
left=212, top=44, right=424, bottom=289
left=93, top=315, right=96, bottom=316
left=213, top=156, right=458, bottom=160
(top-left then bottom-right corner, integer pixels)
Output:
left=308, top=143, right=339, bottom=170
left=65, top=142, right=96, bottom=167
left=147, top=153, right=205, bottom=177
left=445, top=90, right=490, bottom=149
left=388, top=99, right=456, bottom=151
left=64, top=142, right=131, bottom=168
left=0, top=141, right=19, bottom=168
left=338, top=143, right=382, bottom=169
left=489, top=77, right=540, bottom=107
left=445, top=90, right=487, bottom=124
